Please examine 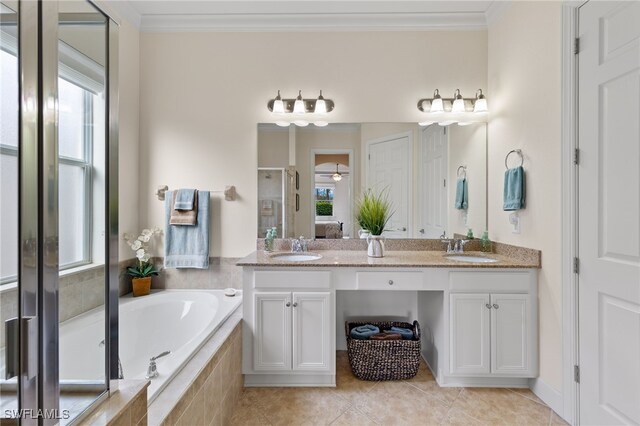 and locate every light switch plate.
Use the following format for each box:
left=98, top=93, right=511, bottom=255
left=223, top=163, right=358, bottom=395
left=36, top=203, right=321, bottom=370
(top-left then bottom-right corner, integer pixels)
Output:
left=509, top=212, right=520, bottom=234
